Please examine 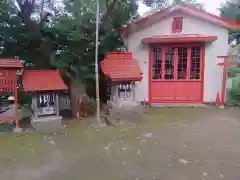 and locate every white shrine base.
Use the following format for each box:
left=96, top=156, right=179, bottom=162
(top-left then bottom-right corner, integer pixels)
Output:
left=31, top=115, right=62, bottom=133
